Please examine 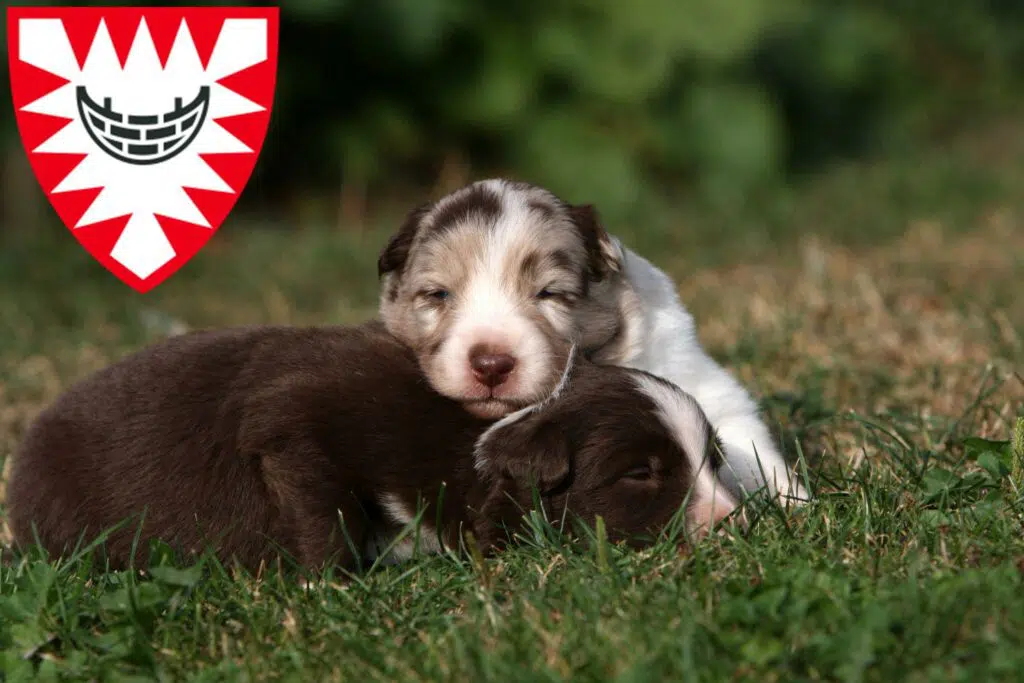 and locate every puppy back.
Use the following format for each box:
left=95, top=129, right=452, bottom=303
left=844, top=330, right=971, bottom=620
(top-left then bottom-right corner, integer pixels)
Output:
left=5, top=325, right=367, bottom=566
left=6, top=320, right=482, bottom=568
